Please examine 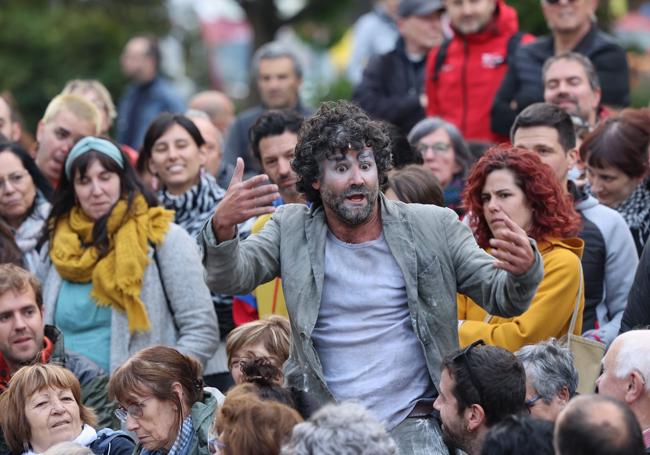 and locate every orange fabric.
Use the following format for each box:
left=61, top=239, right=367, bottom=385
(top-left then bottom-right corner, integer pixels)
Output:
left=0, top=336, right=54, bottom=391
